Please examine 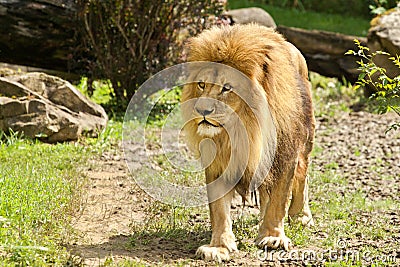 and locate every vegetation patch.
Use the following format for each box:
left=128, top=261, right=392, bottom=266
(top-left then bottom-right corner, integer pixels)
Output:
left=0, top=131, right=89, bottom=265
